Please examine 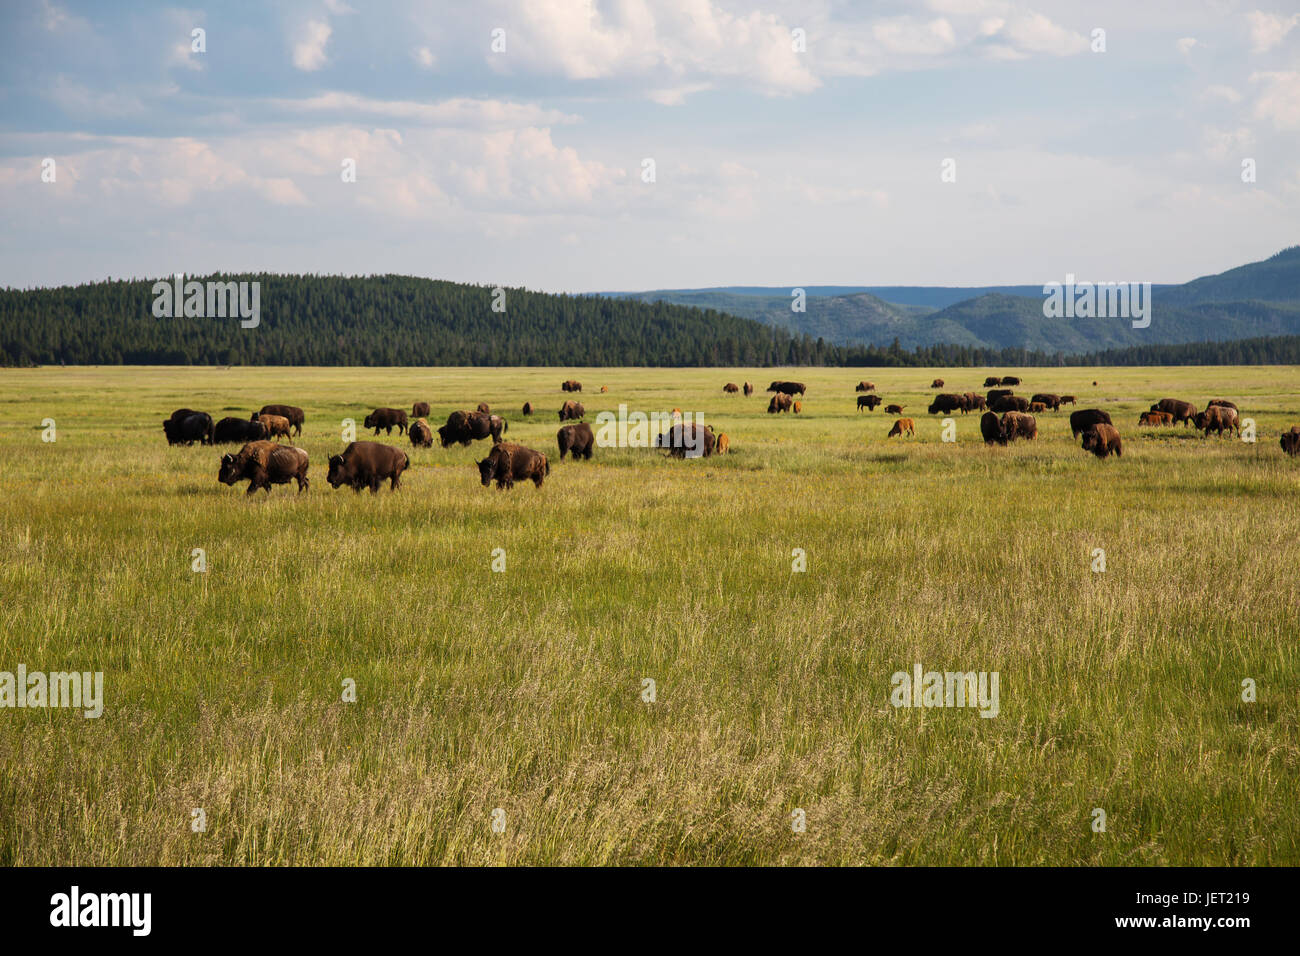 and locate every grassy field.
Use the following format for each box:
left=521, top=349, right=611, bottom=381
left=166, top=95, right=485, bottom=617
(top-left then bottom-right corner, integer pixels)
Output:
left=1, top=364, right=1298, bottom=866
